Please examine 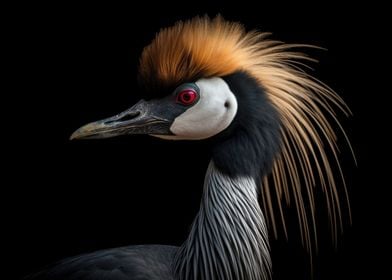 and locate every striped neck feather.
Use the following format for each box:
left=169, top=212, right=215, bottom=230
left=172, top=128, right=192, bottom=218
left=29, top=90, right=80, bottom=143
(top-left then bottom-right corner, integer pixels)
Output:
left=174, top=161, right=271, bottom=280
